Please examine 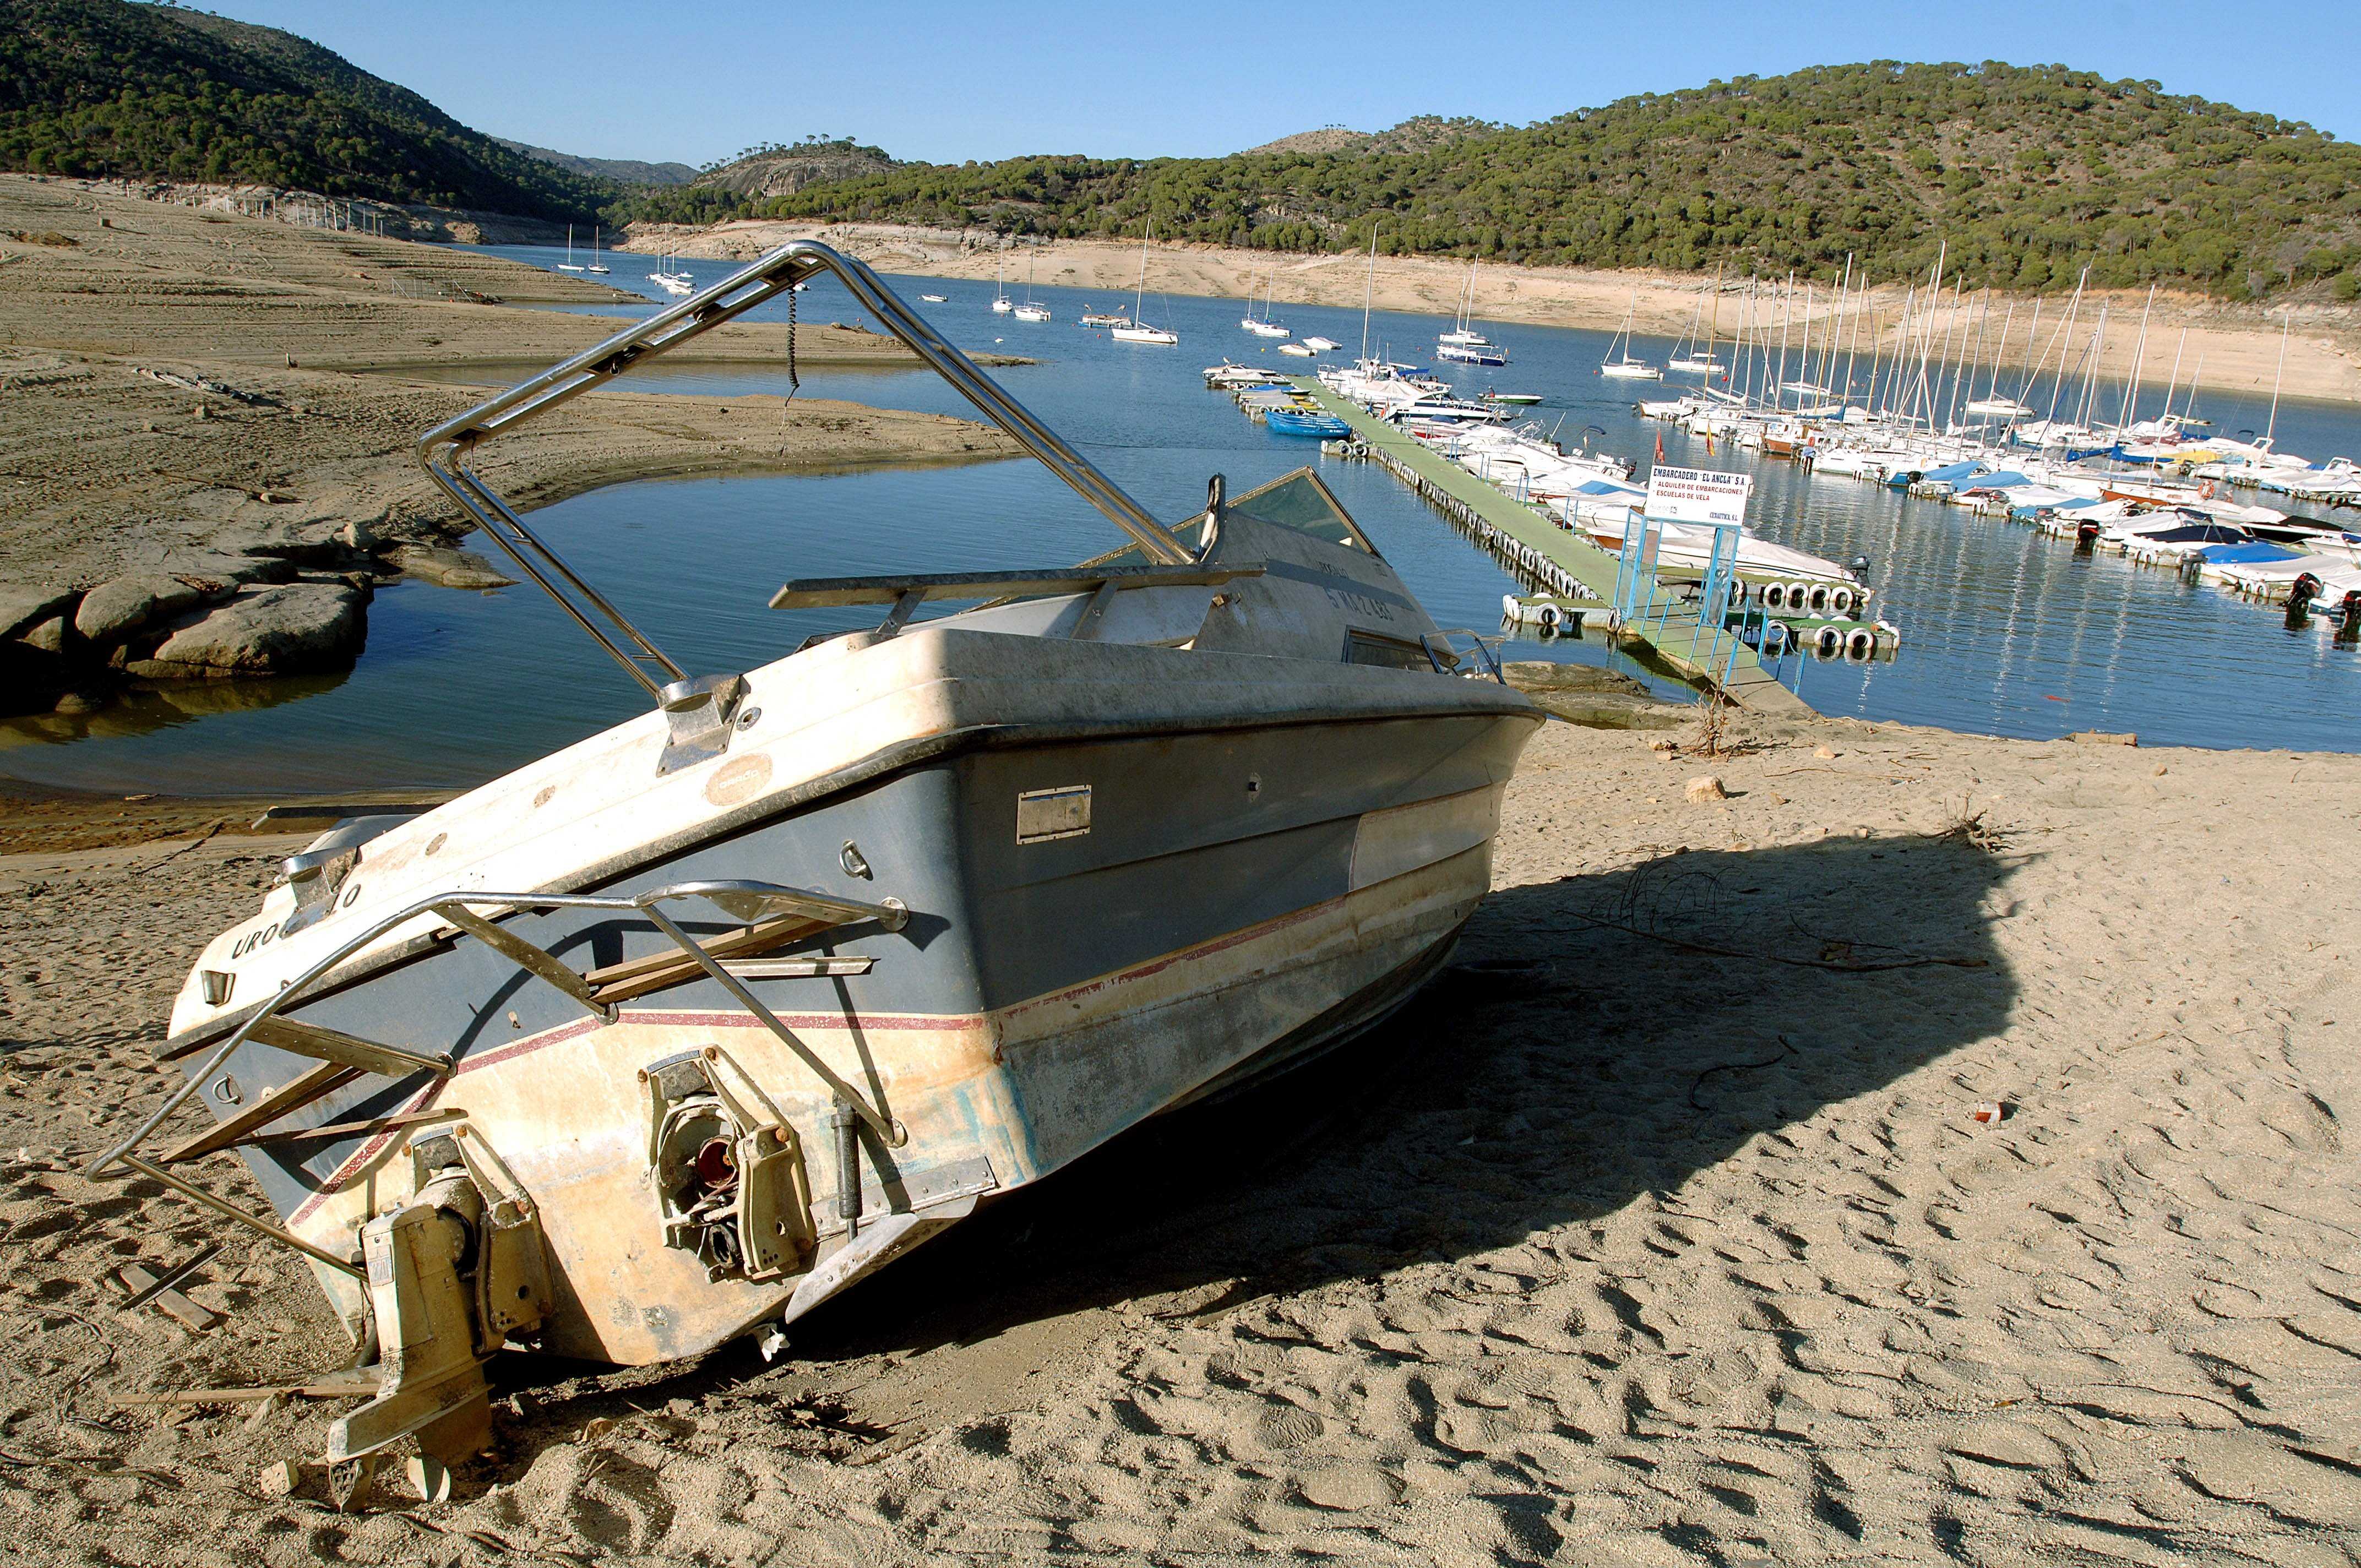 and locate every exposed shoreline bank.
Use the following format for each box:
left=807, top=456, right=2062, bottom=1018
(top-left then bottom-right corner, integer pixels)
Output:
left=625, top=218, right=2361, bottom=408
left=0, top=176, right=1025, bottom=721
